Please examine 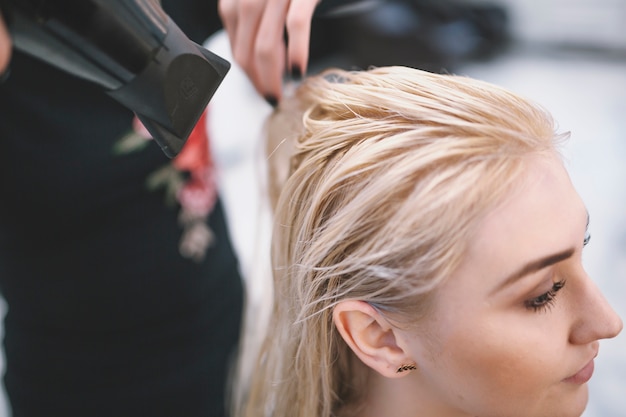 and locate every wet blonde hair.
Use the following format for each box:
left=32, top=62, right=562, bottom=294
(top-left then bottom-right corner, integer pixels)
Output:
left=243, top=66, right=564, bottom=417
